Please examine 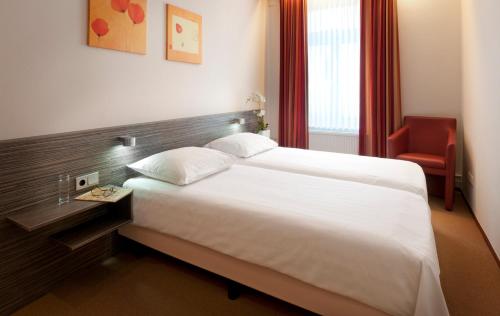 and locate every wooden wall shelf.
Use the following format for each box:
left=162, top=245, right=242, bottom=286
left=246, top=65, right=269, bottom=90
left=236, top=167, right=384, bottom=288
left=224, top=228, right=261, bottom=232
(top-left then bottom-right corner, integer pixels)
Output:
left=51, top=213, right=131, bottom=251
left=7, top=200, right=106, bottom=232
left=7, top=192, right=132, bottom=251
